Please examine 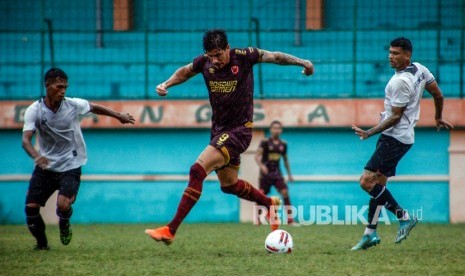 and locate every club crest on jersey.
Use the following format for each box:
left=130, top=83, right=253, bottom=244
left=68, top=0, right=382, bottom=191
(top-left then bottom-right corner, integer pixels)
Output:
left=231, top=65, right=239, bottom=74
